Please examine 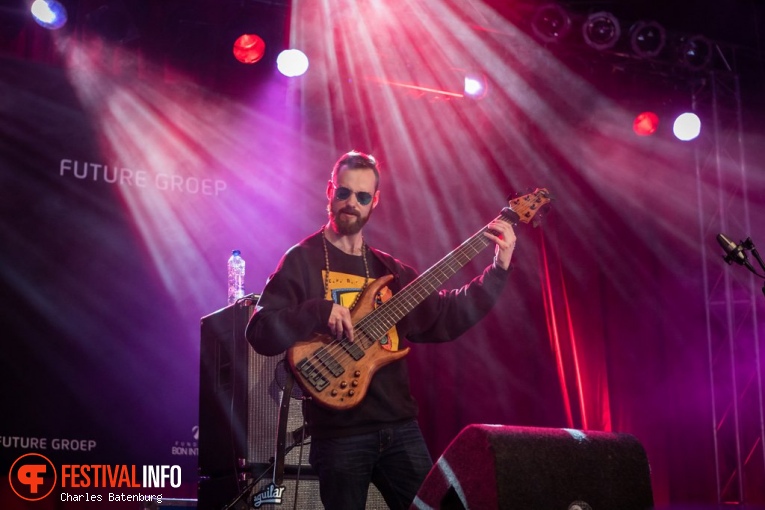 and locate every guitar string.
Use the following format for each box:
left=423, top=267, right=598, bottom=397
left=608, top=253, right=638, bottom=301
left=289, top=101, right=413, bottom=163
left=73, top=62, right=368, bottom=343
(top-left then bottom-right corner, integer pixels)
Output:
left=305, top=210, right=517, bottom=380
left=302, top=211, right=517, bottom=385
left=301, top=202, right=538, bottom=388
left=351, top=200, right=541, bottom=338
left=354, top=204, right=525, bottom=333
left=304, top=227, right=370, bottom=382
left=364, top=231, right=491, bottom=333
left=302, top=228, right=492, bottom=385
left=304, top=219, right=500, bottom=382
